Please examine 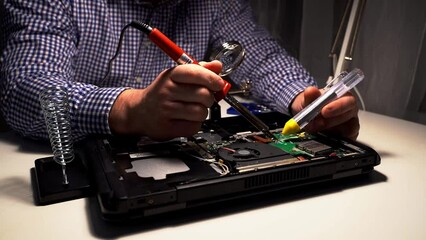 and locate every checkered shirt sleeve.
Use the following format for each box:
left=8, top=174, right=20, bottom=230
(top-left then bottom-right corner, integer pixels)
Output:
left=0, top=0, right=315, bottom=140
